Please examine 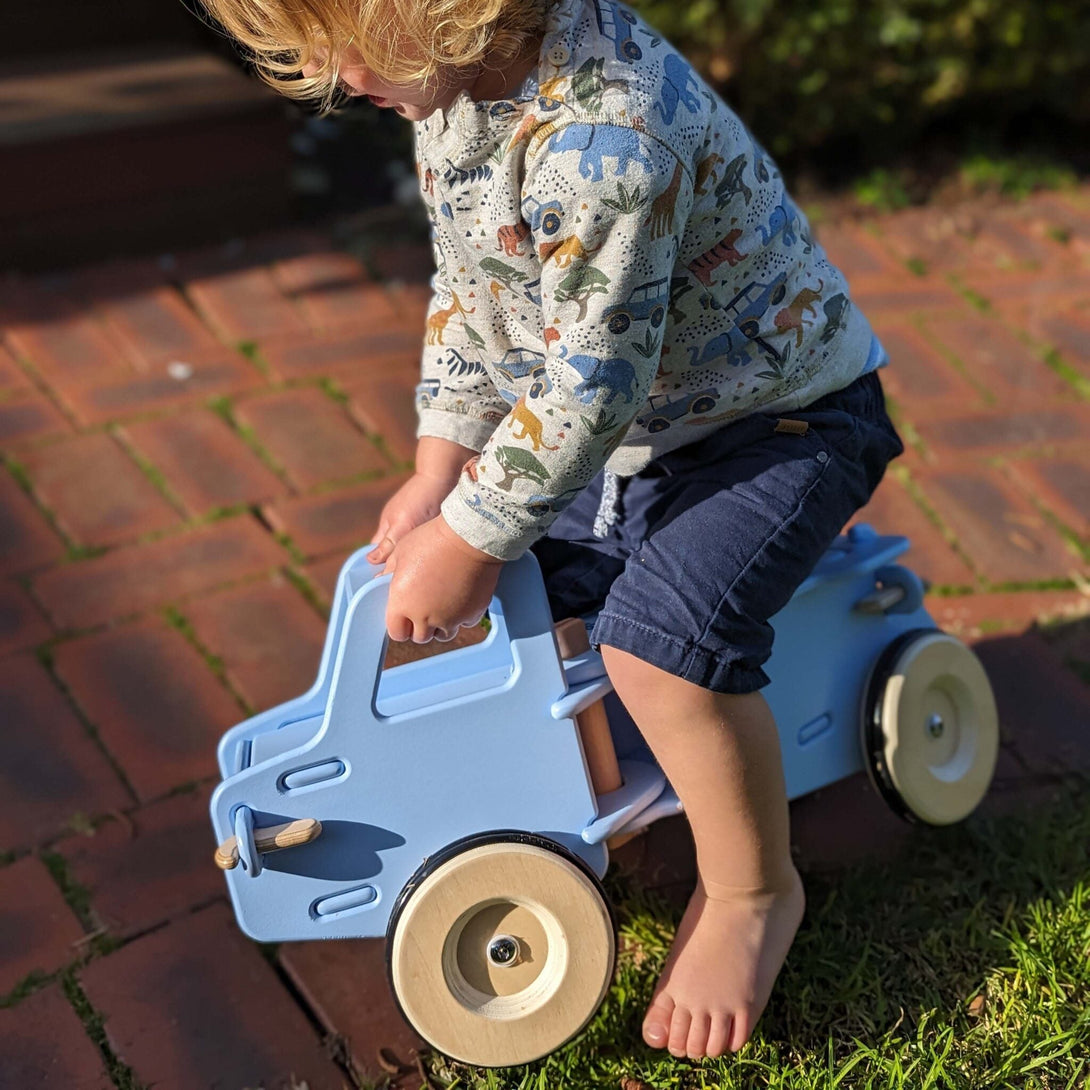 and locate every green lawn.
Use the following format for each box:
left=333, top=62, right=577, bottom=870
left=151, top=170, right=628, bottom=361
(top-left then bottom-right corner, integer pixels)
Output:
left=423, top=781, right=1089, bottom=1089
